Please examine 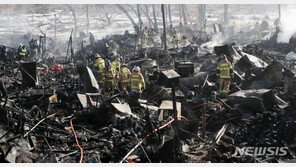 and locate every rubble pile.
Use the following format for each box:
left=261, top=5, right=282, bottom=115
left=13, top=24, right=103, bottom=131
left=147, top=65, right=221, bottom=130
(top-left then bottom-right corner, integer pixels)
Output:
left=1, top=21, right=296, bottom=164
